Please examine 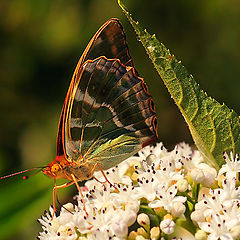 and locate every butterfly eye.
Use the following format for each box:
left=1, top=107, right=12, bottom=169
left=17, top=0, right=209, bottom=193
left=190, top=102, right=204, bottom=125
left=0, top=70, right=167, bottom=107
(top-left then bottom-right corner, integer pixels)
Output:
left=51, top=164, right=60, bottom=173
